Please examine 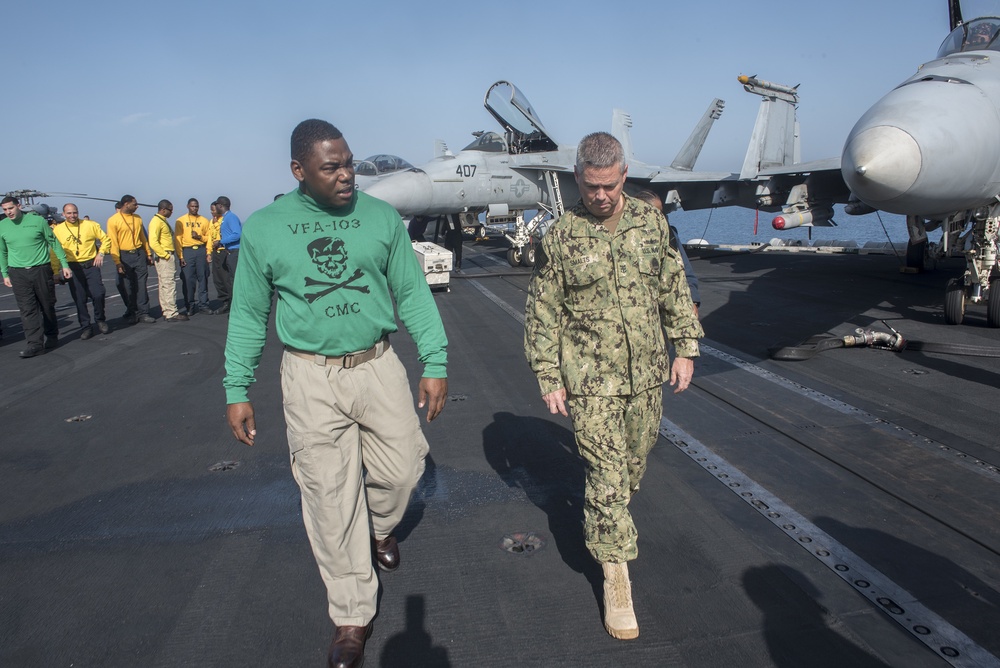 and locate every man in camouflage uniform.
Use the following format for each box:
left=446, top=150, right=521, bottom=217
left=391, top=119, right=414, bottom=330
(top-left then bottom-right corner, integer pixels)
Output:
left=524, top=132, right=703, bottom=640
